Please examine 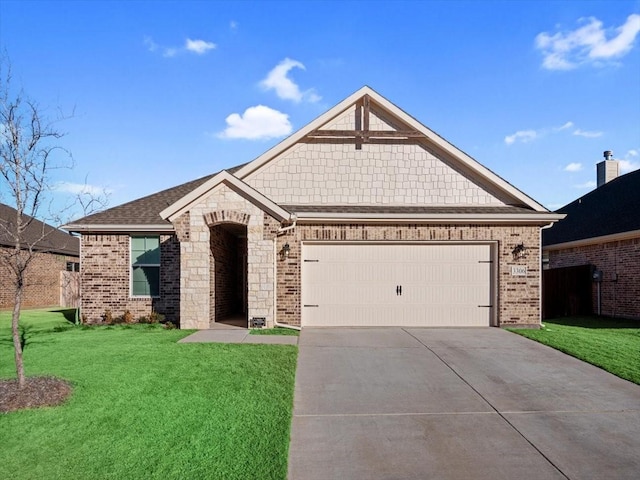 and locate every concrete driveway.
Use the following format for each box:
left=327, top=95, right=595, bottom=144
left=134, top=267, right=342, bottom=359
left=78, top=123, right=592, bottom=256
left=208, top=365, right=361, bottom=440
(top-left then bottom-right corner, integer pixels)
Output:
left=288, top=328, right=640, bottom=480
